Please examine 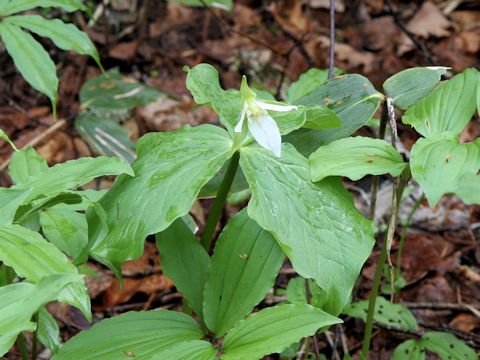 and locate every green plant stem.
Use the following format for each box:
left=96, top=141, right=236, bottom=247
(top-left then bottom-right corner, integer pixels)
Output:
left=31, top=312, right=39, bottom=360
left=305, top=280, right=321, bottom=360
left=200, top=152, right=240, bottom=251
left=361, top=178, right=405, bottom=359
left=16, top=333, right=29, bottom=360
left=395, top=194, right=425, bottom=279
